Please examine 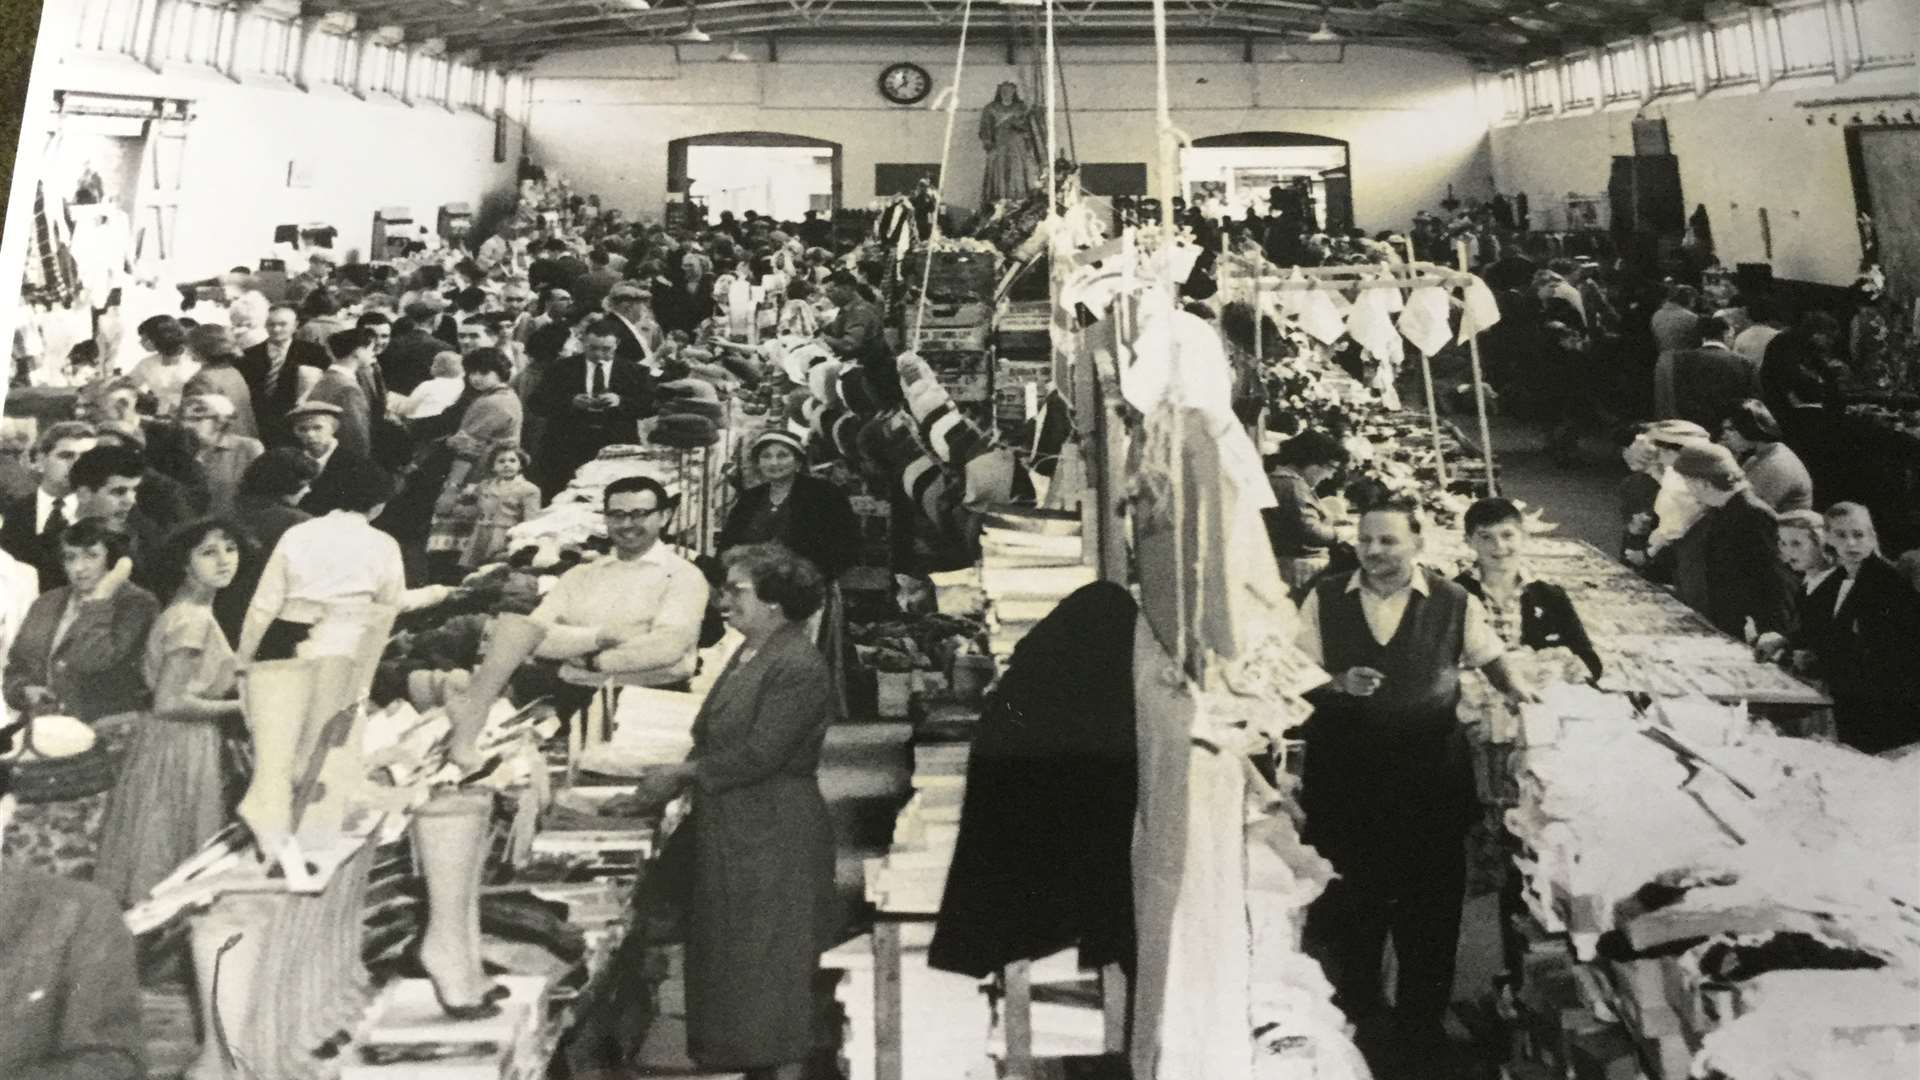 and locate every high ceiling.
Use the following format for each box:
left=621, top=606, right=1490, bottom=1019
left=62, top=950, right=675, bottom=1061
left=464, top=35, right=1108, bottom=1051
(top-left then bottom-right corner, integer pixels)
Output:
left=314, top=0, right=1725, bottom=65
